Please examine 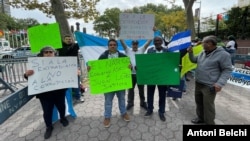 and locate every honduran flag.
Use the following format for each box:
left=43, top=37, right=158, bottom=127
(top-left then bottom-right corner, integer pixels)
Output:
left=52, top=88, right=77, bottom=123
left=167, top=30, right=191, bottom=52
left=74, top=31, right=151, bottom=63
